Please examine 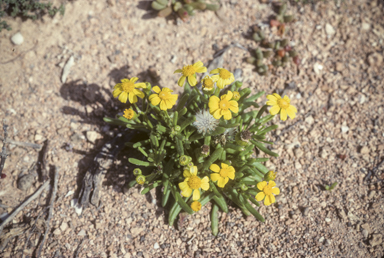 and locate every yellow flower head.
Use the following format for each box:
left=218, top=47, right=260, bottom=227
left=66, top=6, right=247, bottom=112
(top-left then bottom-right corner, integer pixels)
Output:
left=123, top=108, right=135, bottom=120
left=113, top=77, right=146, bottom=104
left=174, top=61, right=207, bottom=87
left=264, top=171, right=277, bottom=181
left=201, top=75, right=215, bottom=91
left=210, top=68, right=235, bottom=89
left=148, top=86, right=178, bottom=111
left=210, top=163, right=235, bottom=188
left=232, top=91, right=241, bottom=101
left=191, top=201, right=202, bottom=212
left=208, top=91, right=239, bottom=120
left=266, top=93, right=297, bottom=121
left=178, top=167, right=209, bottom=201
left=255, top=181, right=280, bottom=206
